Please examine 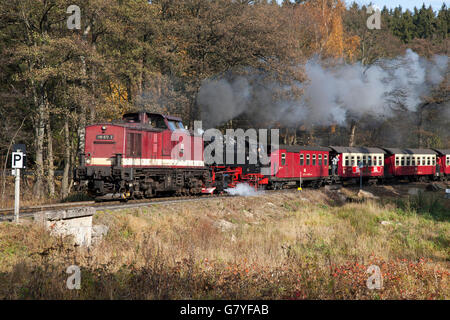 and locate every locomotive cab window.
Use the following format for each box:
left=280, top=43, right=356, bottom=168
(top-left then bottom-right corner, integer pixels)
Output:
left=123, top=113, right=140, bottom=123
left=324, top=155, right=328, bottom=166
left=318, top=154, right=322, bottom=166
left=148, top=114, right=167, bottom=129
left=167, top=121, right=177, bottom=131
left=281, top=153, right=286, bottom=166
left=300, top=154, right=304, bottom=166
left=312, top=154, right=316, bottom=166
left=306, top=154, right=310, bottom=165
